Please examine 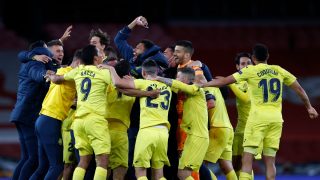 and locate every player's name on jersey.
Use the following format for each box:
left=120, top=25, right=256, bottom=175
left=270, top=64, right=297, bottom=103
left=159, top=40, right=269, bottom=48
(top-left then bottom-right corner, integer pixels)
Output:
left=81, top=70, right=96, bottom=78
left=257, top=68, right=278, bottom=77
left=149, top=83, right=169, bottom=90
